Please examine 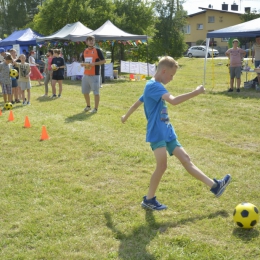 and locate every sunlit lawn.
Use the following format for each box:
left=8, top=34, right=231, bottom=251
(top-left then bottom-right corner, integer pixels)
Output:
left=0, top=57, right=260, bottom=259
